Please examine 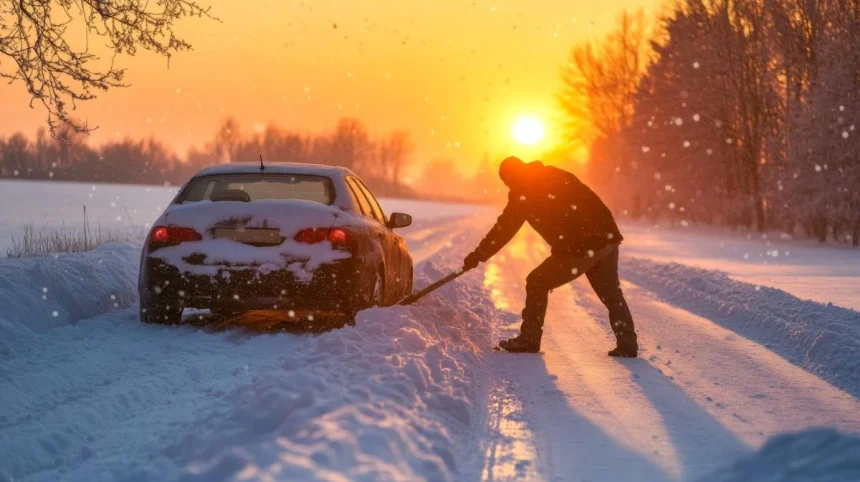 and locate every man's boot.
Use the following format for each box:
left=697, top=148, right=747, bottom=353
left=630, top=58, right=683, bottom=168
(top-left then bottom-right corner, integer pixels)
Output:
left=498, top=325, right=542, bottom=353
left=608, top=332, right=638, bottom=358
